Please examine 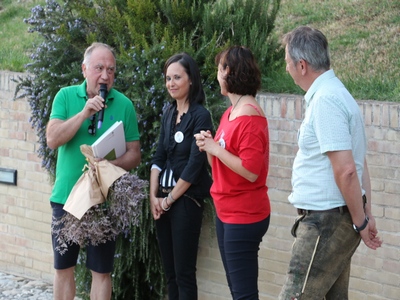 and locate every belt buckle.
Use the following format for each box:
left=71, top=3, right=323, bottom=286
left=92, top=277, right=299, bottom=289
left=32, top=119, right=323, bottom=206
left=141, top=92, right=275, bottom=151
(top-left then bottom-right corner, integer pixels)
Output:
left=297, top=208, right=309, bottom=215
